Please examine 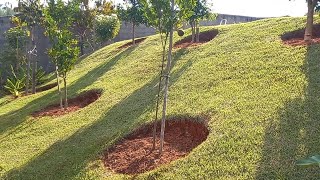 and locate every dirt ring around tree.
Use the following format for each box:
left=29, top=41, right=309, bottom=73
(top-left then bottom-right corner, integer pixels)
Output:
left=103, top=118, right=209, bottom=175
left=281, top=24, right=320, bottom=46
left=118, top=37, right=147, bottom=49
left=174, top=29, right=218, bottom=49
left=32, top=89, right=102, bottom=118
